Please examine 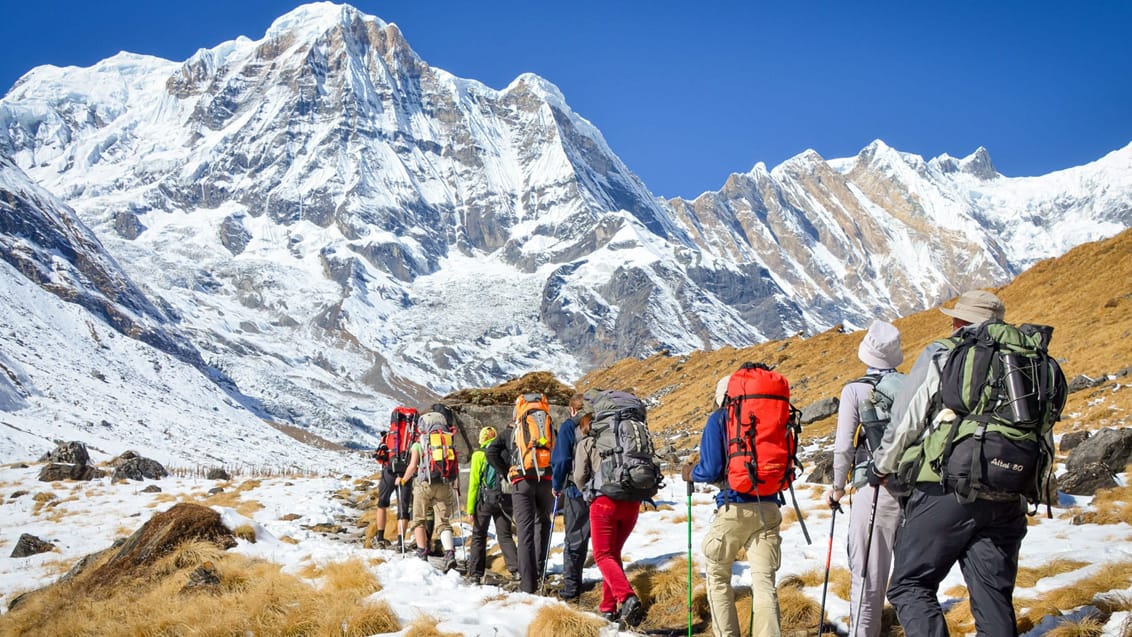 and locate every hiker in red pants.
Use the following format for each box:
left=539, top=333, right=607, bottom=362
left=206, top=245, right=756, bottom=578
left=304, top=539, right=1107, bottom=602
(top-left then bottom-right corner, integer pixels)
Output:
left=572, top=405, right=644, bottom=626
